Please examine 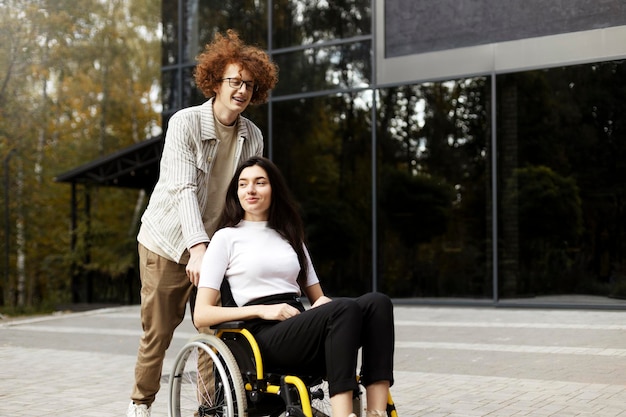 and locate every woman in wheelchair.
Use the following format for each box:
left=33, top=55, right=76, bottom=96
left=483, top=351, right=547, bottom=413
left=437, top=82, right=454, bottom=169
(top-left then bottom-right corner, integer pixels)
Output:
left=194, top=156, right=395, bottom=417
